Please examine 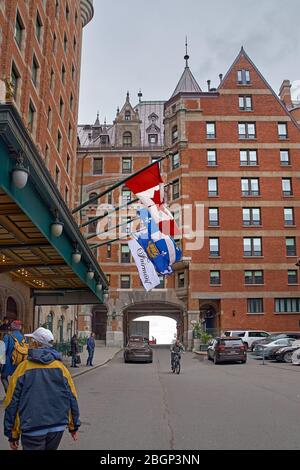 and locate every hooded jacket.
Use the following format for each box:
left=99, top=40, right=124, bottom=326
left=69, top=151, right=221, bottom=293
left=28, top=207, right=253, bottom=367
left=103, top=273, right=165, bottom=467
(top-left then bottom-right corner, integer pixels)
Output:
left=4, top=347, right=80, bottom=441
